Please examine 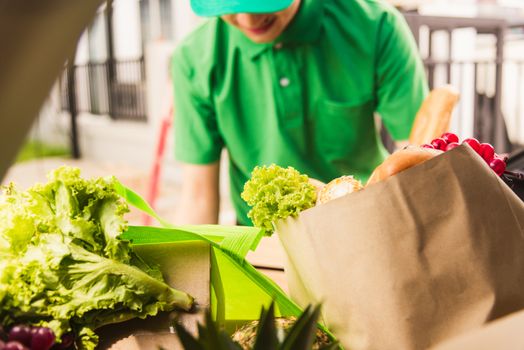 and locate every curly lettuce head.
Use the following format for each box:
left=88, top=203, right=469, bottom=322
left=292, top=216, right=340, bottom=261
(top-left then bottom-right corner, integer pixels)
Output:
left=0, top=166, right=193, bottom=350
left=241, top=165, right=317, bottom=235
